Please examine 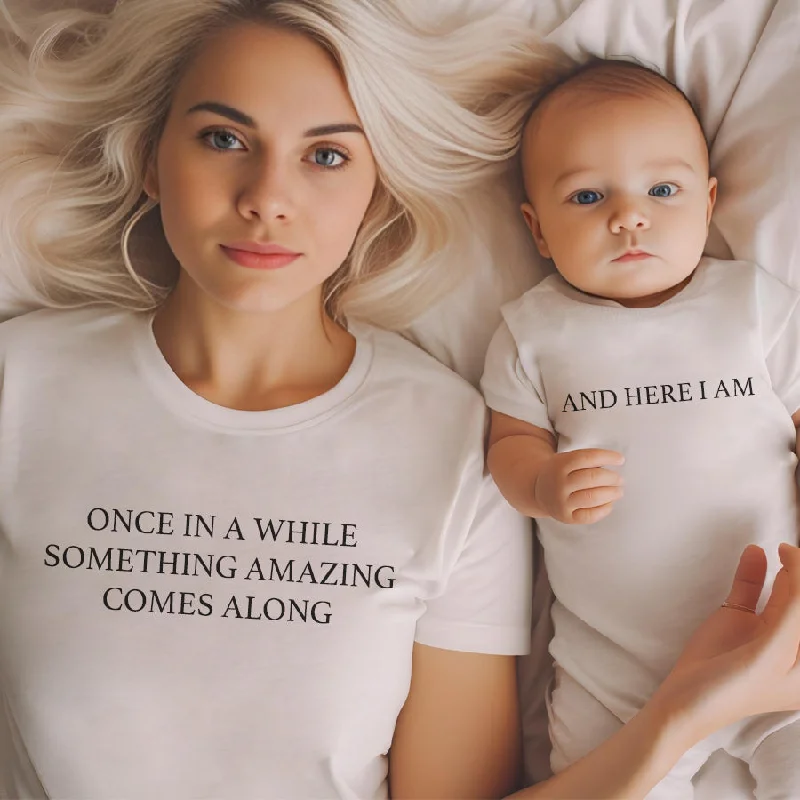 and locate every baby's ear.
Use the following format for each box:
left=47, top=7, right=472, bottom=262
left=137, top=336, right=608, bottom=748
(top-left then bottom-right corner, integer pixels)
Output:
left=521, top=202, right=551, bottom=259
left=706, top=176, right=718, bottom=226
